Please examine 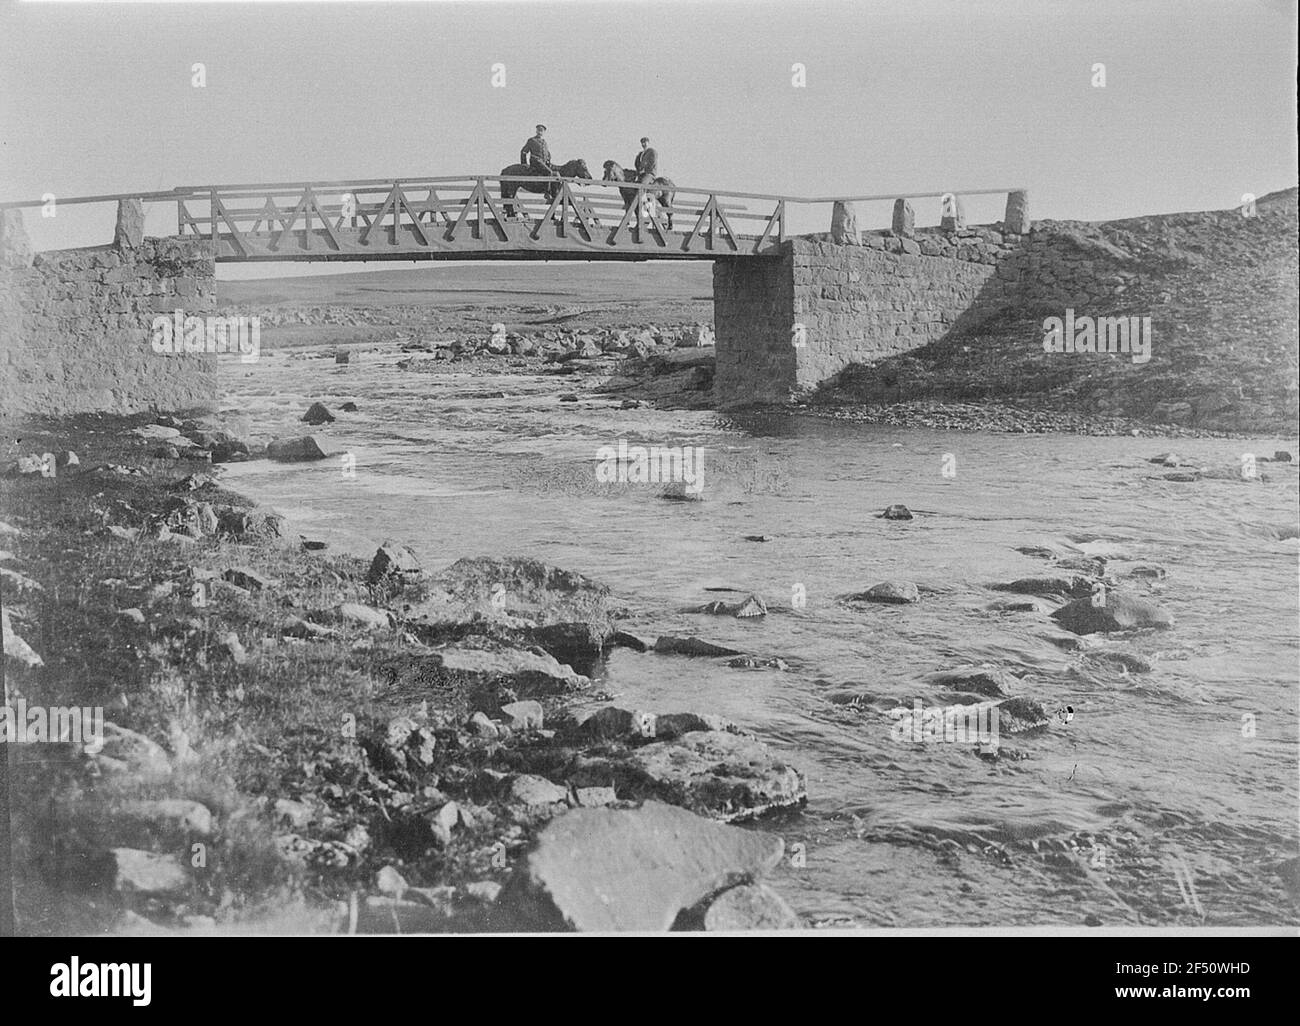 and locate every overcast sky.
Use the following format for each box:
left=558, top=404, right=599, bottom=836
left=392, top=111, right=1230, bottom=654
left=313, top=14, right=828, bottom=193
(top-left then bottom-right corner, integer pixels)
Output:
left=2, top=0, right=1295, bottom=272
